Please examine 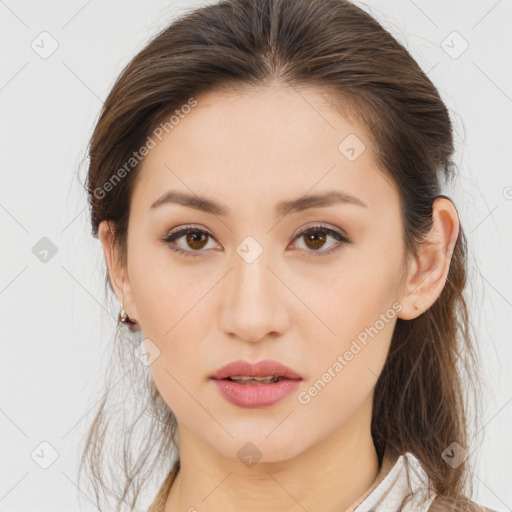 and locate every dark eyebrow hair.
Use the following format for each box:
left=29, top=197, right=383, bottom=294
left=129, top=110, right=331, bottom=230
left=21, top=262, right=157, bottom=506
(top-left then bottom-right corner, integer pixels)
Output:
left=150, top=189, right=368, bottom=217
